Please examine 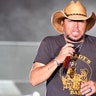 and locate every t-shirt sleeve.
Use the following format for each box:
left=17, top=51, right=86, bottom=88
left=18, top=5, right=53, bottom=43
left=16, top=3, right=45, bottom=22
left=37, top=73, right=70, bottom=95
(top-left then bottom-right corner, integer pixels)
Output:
left=34, top=37, right=52, bottom=64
